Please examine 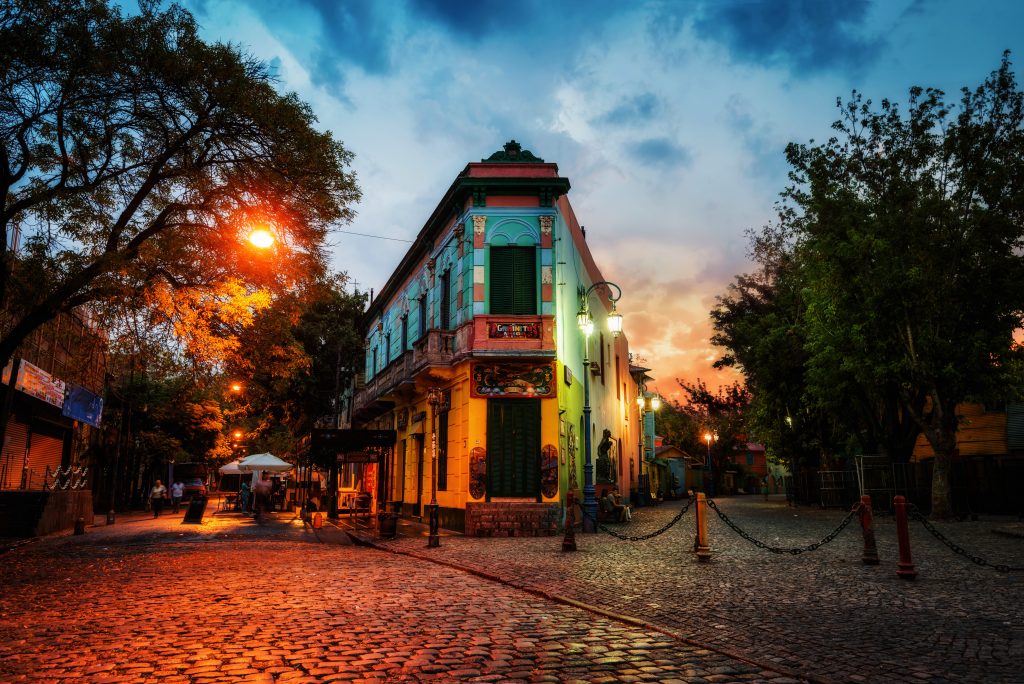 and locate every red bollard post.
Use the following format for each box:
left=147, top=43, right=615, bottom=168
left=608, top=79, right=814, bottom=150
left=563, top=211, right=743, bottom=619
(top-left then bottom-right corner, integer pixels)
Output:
left=859, top=495, right=879, bottom=565
left=893, top=495, right=917, bottom=580
left=562, top=491, right=577, bottom=552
